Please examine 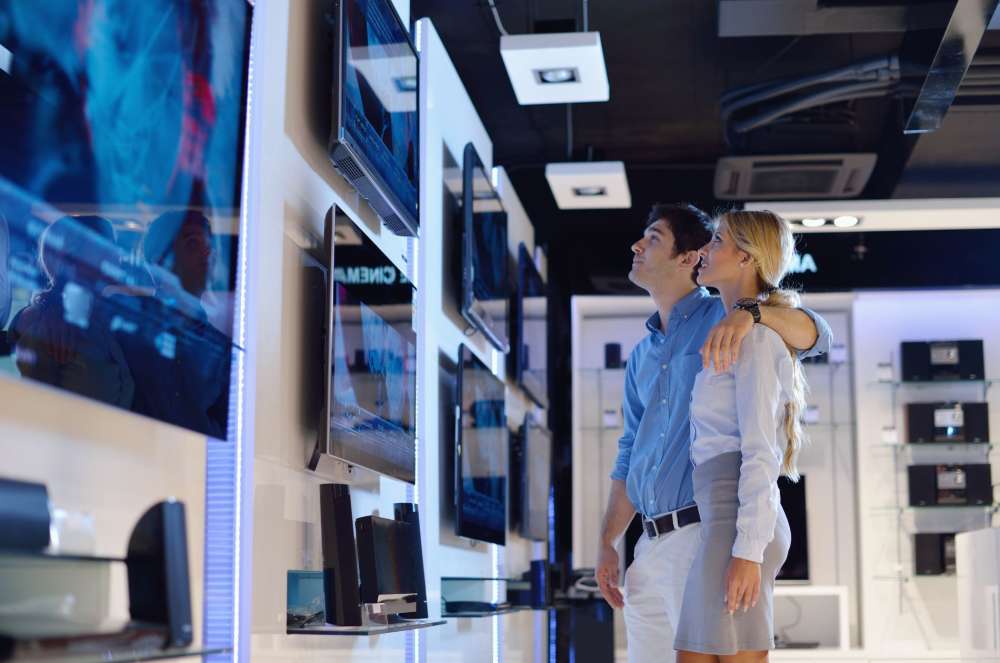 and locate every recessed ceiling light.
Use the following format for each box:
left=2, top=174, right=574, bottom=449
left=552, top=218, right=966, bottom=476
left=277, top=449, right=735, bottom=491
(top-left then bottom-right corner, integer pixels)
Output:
left=801, top=218, right=827, bottom=228
left=536, top=67, right=578, bottom=84
left=500, top=32, right=609, bottom=105
left=0, top=43, right=11, bottom=75
left=833, top=215, right=860, bottom=228
left=573, top=185, right=607, bottom=197
left=394, top=76, right=417, bottom=92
